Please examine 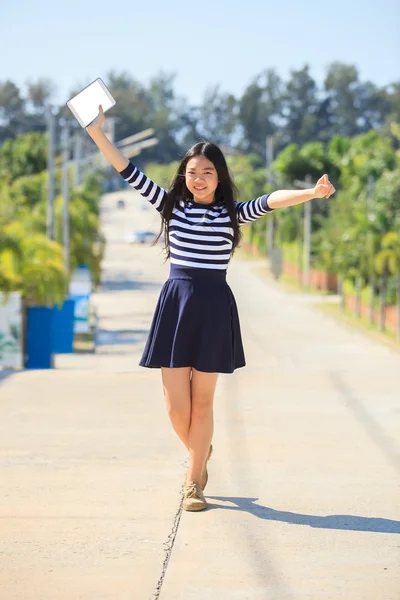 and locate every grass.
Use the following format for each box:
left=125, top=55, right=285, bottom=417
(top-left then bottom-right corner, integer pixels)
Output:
left=73, top=332, right=95, bottom=353
left=316, top=302, right=400, bottom=352
left=237, top=244, right=400, bottom=348
left=72, top=302, right=97, bottom=353
left=236, top=245, right=333, bottom=297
